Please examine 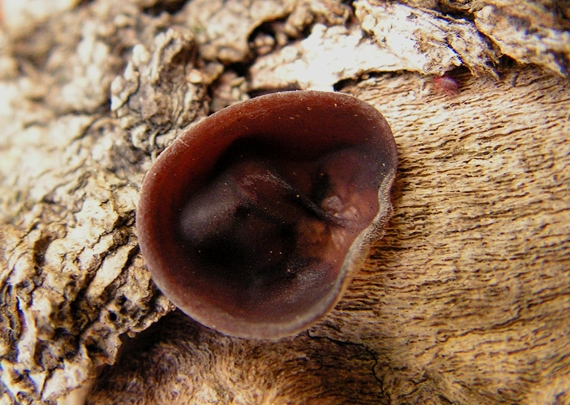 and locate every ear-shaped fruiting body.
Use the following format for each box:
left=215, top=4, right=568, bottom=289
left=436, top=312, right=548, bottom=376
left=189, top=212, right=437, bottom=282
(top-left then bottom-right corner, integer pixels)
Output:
left=136, top=91, right=397, bottom=339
